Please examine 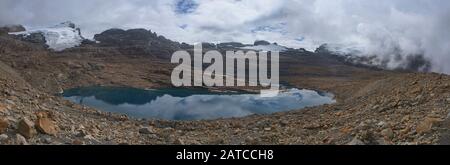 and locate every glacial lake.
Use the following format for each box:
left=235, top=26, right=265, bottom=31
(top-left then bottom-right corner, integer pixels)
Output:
left=62, top=87, right=335, bottom=120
